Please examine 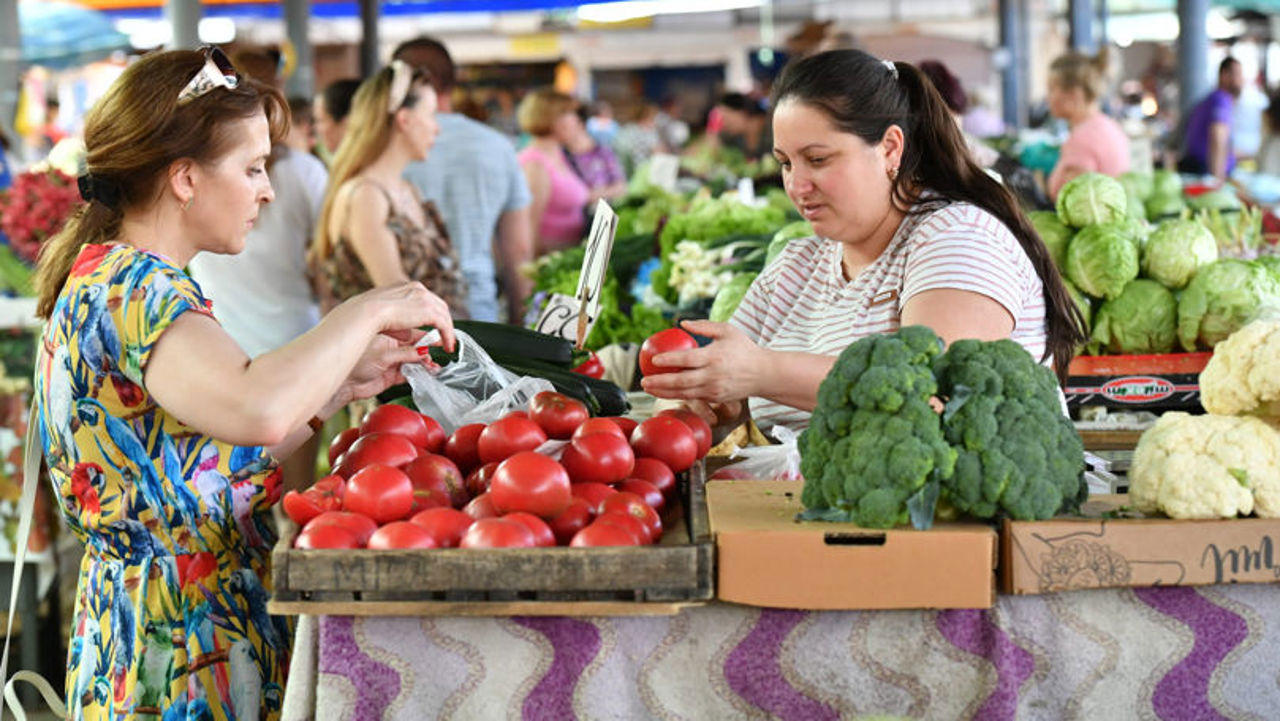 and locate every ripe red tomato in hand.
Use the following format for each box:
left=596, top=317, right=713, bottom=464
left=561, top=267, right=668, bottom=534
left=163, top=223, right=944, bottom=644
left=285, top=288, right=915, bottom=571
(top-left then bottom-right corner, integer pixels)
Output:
left=570, top=482, right=617, bottom=514
left=601, top=492, right=662, bottom=543
left=327, top=428, right=361, bottom=467
left=548, top=497, right=593, bottom=545
left=410, top=507, right=475, bottom=548
left=630, top=458, right=676, bottom=500
left=460, top=517, right=536, bottom=548
left=465, top=462, right=499, bottom=498
left=503, top=511, right=557, bottom=547
left=571, top=519, right=641, bottom=547
left=343, top=465, right=415, bottom=524
left=528, top=391, right=590, bottom=440
left=639, top=328, right=698, bottom=377
left=631, top=416, right=698, bottom=472
left=281, top=474, right=345, bottom=526
left=403, top=454, right=468, bottom=510
left=367, top=521, right=439, bottom=550
left=361, top=404, right=431, bottom=449
left=561, top=432, right=635, bottom=485
left=444, top=423, right=486, bottom=474
left=334, top=433, right=419, bottom=478
left=572, top=418, right=627, bottom=442
left=478, top=416, right=548, bottom=465
left=489, top=452, right=572, bottom=519
left=658, top=409, right=712, bottom=459
left=617, top=479, right=665, bottom=513
left=302, top=511, right=378, bottom=546
left=463, top=492, right=499, bottom=520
